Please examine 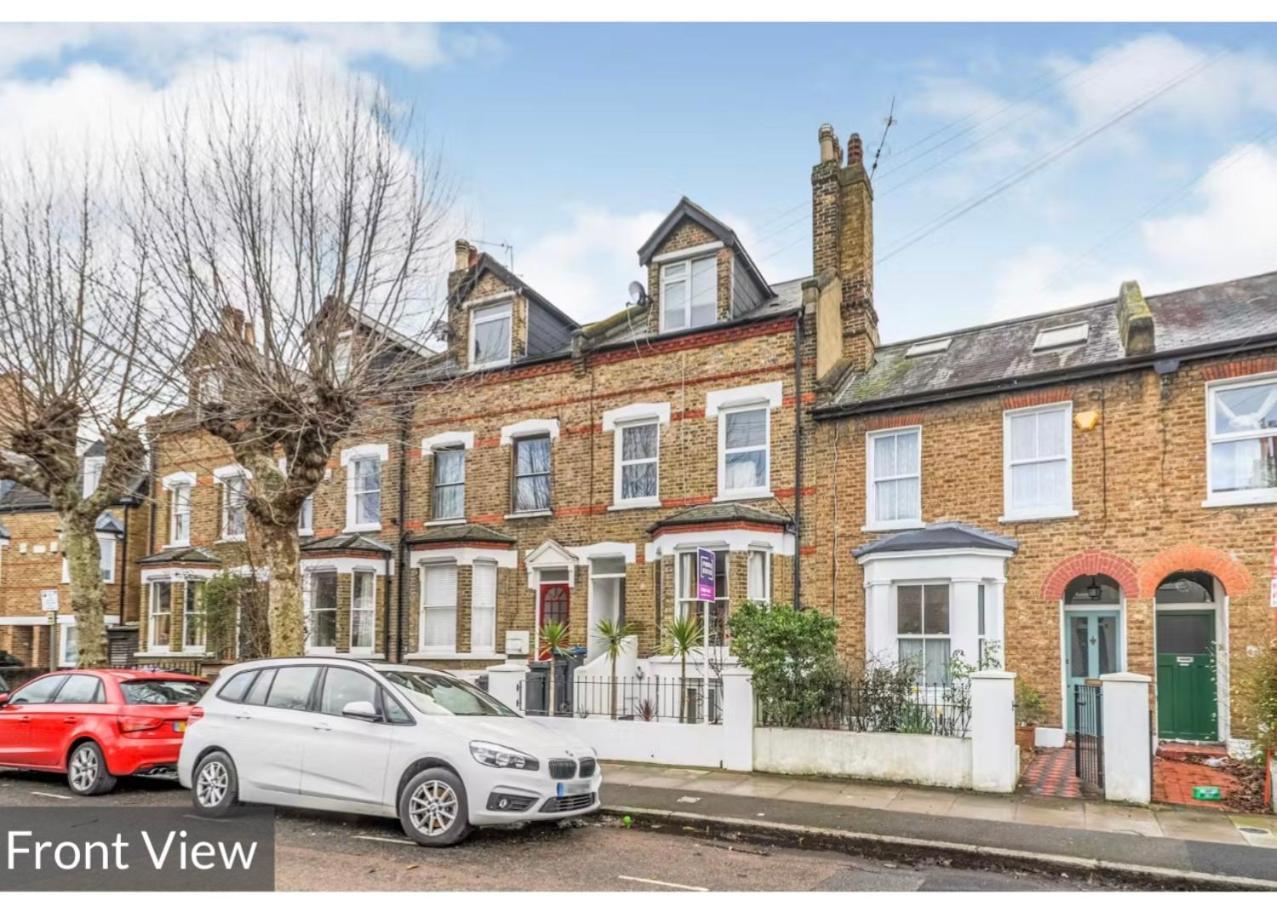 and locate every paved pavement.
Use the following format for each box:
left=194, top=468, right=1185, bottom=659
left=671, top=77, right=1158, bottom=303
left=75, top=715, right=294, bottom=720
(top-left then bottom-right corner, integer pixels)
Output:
left=599, top=762, right=1277, bottom=888
left=0, top=769, right=1099, bottom=891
